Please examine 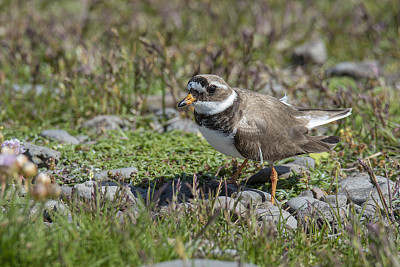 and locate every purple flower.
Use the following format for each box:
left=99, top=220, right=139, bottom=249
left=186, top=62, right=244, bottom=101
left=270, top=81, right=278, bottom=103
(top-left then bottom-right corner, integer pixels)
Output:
left=1, top=139, right=25, bottom=155
left=0, top=154, right=17, bottom=167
